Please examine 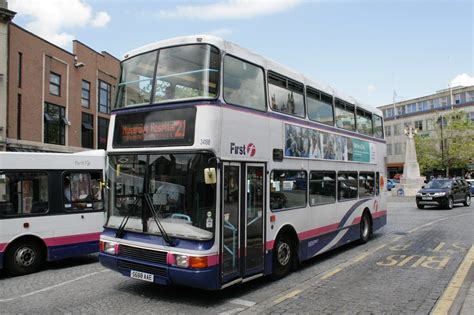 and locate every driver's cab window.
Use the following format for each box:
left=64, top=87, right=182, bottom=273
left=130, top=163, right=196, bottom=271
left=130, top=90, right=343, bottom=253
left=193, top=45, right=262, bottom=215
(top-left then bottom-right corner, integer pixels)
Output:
left=63, top=172, right=103, bottom=211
